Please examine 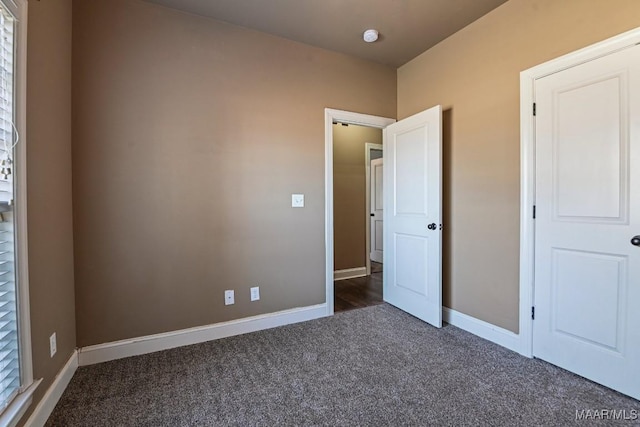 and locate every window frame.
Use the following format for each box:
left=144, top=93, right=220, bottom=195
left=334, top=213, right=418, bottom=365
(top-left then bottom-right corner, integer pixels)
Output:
left=0, top=0, right=38, bottom=425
